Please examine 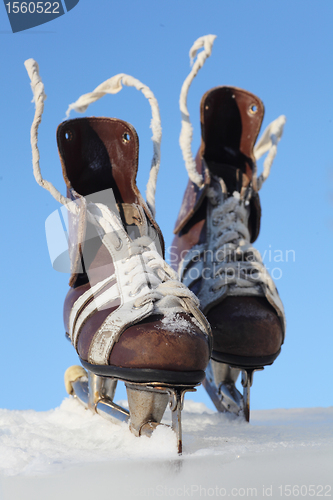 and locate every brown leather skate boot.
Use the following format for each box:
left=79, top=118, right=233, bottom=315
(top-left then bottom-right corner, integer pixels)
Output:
left=172, top=83, right=286, bottom=419
left=173, top=86, right=285, bottom=366
left=25, top=60, right=211, bottom=450
left=59, top=116, right=211, bottom=383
